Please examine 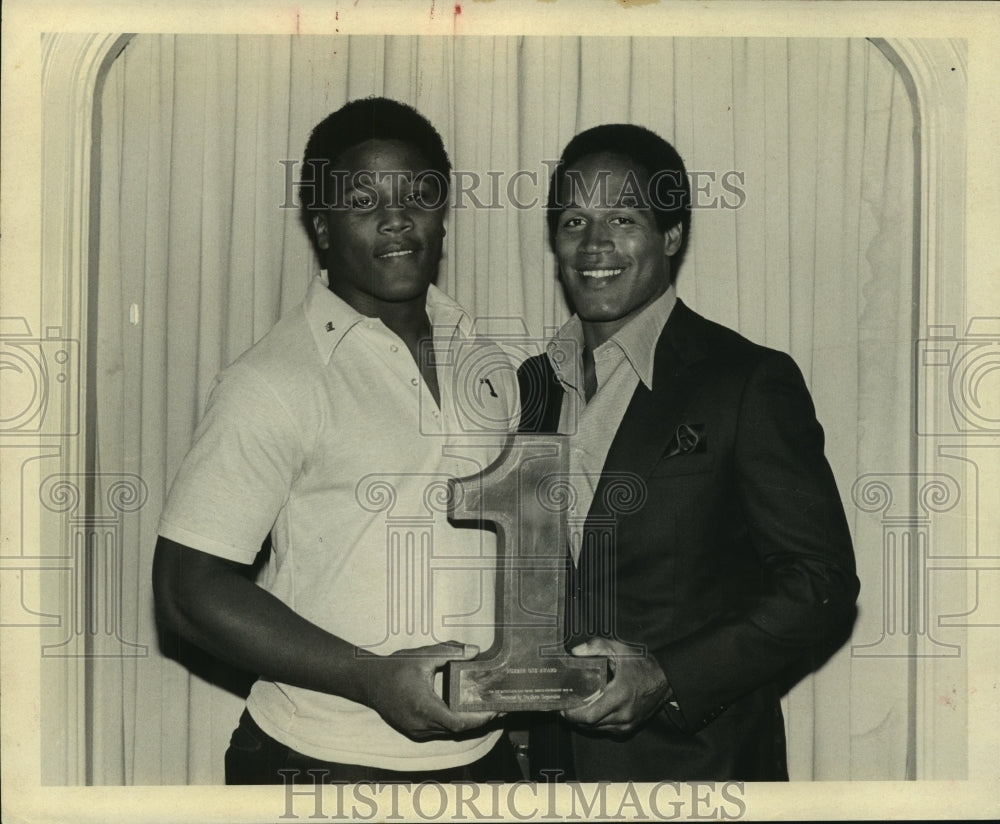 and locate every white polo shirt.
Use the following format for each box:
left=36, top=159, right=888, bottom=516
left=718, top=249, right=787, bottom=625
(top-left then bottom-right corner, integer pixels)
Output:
left=158, top=274, right=518, bottom=770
